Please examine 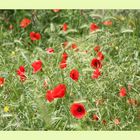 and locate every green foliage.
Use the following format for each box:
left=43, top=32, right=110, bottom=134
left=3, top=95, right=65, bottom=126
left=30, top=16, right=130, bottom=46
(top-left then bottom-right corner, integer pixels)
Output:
left=0, top=10, right=140, bottom=130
